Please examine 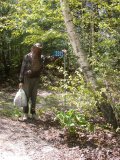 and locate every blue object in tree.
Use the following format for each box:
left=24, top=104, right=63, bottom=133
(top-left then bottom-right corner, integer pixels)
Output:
left=52, top=51, right=64, bottom=57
